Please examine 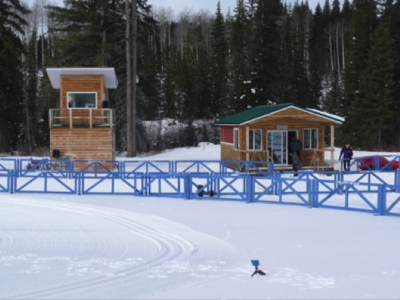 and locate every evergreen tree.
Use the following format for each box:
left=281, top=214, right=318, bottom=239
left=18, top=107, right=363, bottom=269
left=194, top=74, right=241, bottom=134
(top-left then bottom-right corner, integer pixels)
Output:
left=210, top=2, right=228, bottom=117
left=229, top=0, right=251, bottom=112
left=341, top=0, right=378, bottom=145
left=389, top=0, right=400, bottom=146
left=248, top=0, right=282, bottom=106
left=0, top=0, right=29, bottom=152
left=290, top=1, right=313, bottom=107
left=308, top=4, right=324, bottom=108
left=352, top=21, right=395, bottom=148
